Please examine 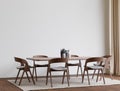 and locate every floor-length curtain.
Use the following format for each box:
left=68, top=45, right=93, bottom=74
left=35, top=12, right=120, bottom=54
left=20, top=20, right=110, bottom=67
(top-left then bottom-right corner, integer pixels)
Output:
left=110, top=0, right=120, bottom=75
